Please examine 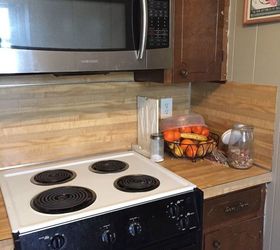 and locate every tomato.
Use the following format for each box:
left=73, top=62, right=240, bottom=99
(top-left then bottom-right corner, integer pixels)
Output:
left=163, top=129, right=181, bottom=142
left=179, top=126, right=192, bottom=133
left=191, top=126, right=203, bottom=135
left=201, top=127, right=210, bottom=137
